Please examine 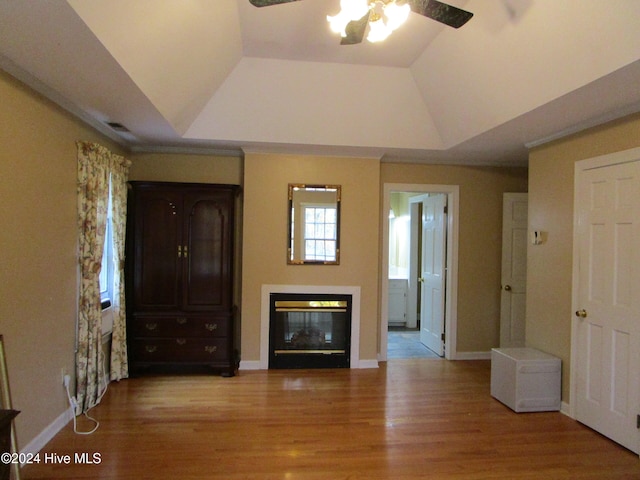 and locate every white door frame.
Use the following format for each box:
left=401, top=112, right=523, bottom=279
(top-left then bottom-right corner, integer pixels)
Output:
left=381, top=183, right=459, bottom=361
left=570, top=146, right=640, bottom=420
